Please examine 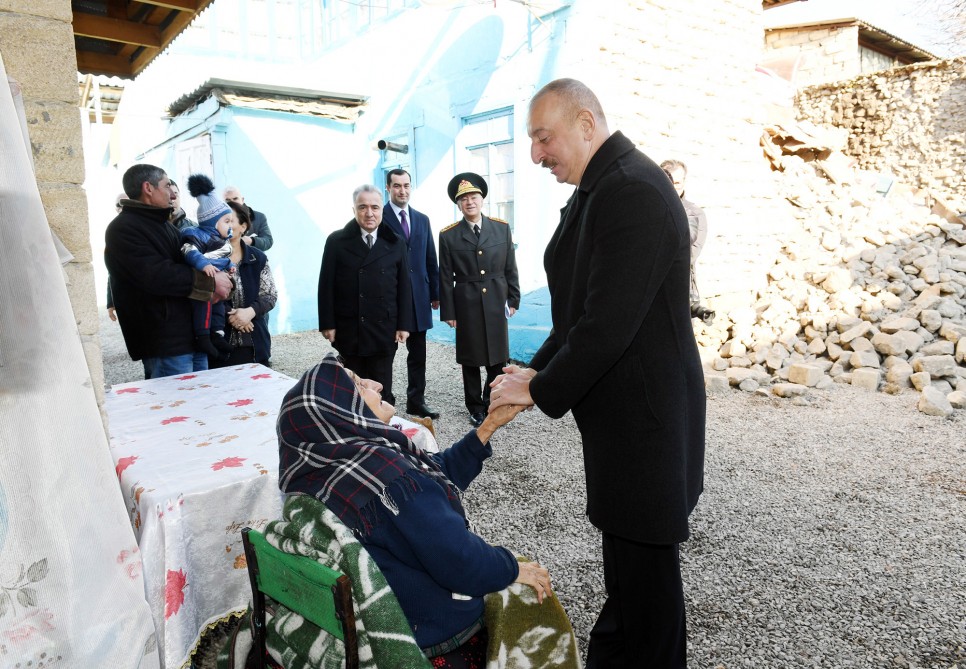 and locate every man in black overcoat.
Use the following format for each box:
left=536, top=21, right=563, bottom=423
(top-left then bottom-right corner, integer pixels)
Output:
left=317, top=184, right=413, bottom=405
left=490, top=79, right=706, bottom=668
left=438, top=173, right=521, bottom=427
